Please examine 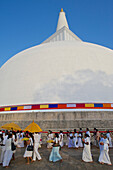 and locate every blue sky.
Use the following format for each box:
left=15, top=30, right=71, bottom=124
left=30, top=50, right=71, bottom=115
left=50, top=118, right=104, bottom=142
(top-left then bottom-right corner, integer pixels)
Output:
left=0, top=0, right=113, bottom=68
